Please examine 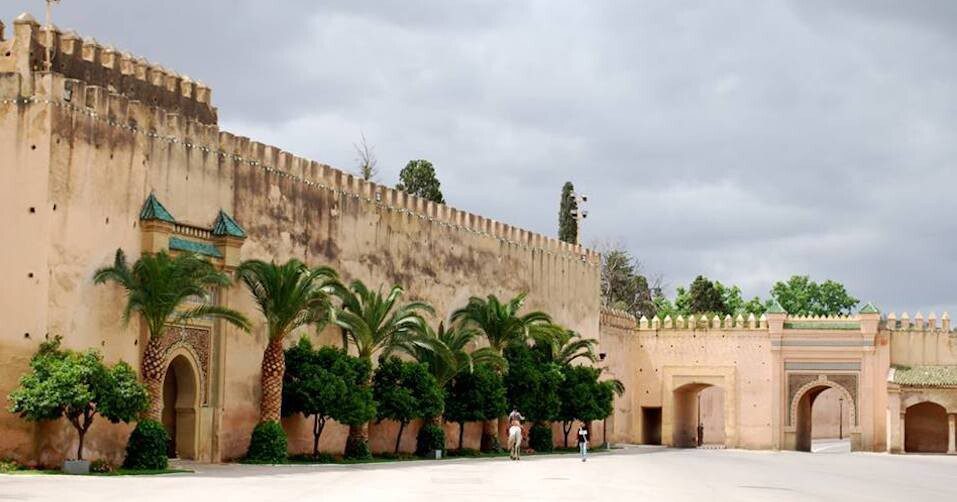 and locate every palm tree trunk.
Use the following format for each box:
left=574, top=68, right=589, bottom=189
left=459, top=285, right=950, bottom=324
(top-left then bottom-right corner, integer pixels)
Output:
left=481, top=417, right=500, bottom=452
left=260, top=336, right=286, bottom=422
left=141, top=337, right=166, bottom=420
